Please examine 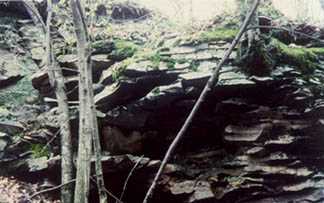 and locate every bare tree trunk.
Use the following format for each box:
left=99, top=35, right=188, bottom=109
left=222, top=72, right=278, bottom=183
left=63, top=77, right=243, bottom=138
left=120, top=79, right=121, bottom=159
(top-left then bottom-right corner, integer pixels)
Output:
left=142, top=0, right=261, bottom=202
left=86, top=0, right=108, bottom=201
left=91, top=102, right=108, bottom=203
left=25, top=1, right=74, bottom=202
left=46, top=1, right=74, bottom=202
left=70, top=0, right=92, bottom=202
left=70, top=0, right=107, bottom=202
